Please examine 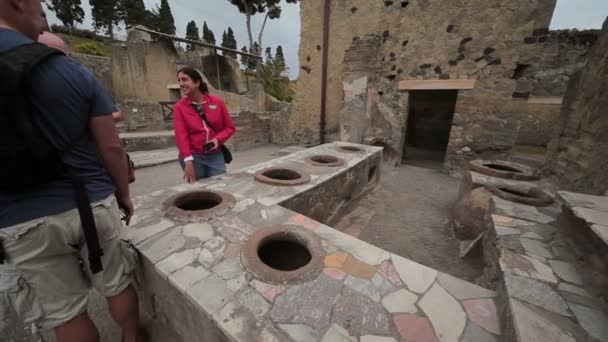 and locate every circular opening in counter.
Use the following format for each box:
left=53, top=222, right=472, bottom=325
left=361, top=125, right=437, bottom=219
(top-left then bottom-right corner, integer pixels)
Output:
left=254, top=167, right=311, bottom=186
left=163, top=190, right=236, bottom=222
left=306, top=155, right=345, bottom=167
left=469, top=160, right=539, bottom=181
left=337, top=145, right=363, bottom=152
left=258, top=237, right=312, bottom=271
left=242, top=226, right=323, bottom=284
left=484, top=163, right=524, bottom=173
left=484, top=184, right=554, bottom=207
